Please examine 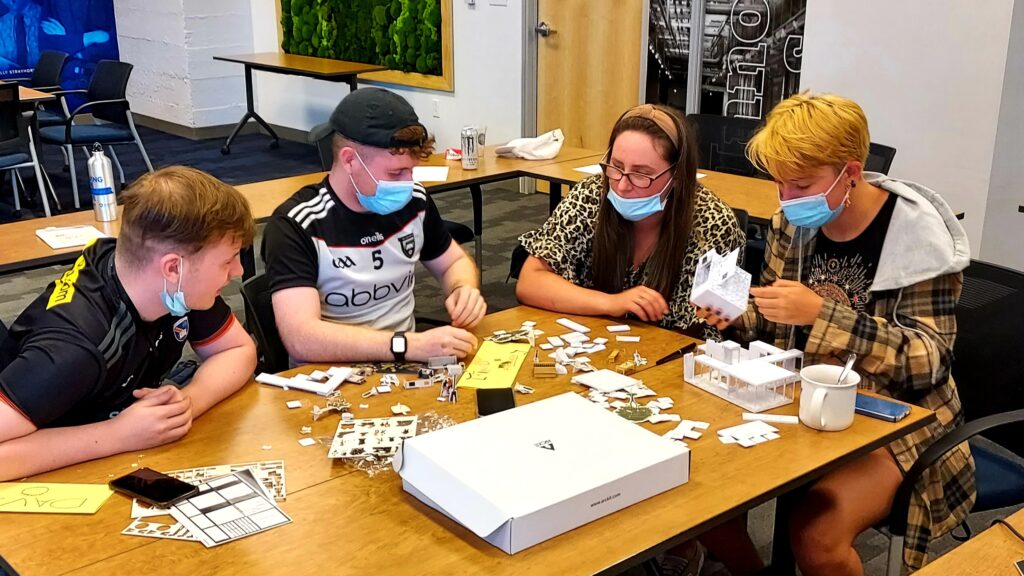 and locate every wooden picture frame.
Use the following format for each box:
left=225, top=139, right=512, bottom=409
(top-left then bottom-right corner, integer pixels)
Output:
left=276, top=0, right=454, bottom=93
